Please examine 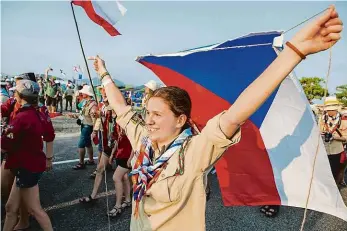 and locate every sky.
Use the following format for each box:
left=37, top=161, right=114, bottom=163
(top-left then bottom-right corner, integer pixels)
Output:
left=1, top=1, right=347, bottom=94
